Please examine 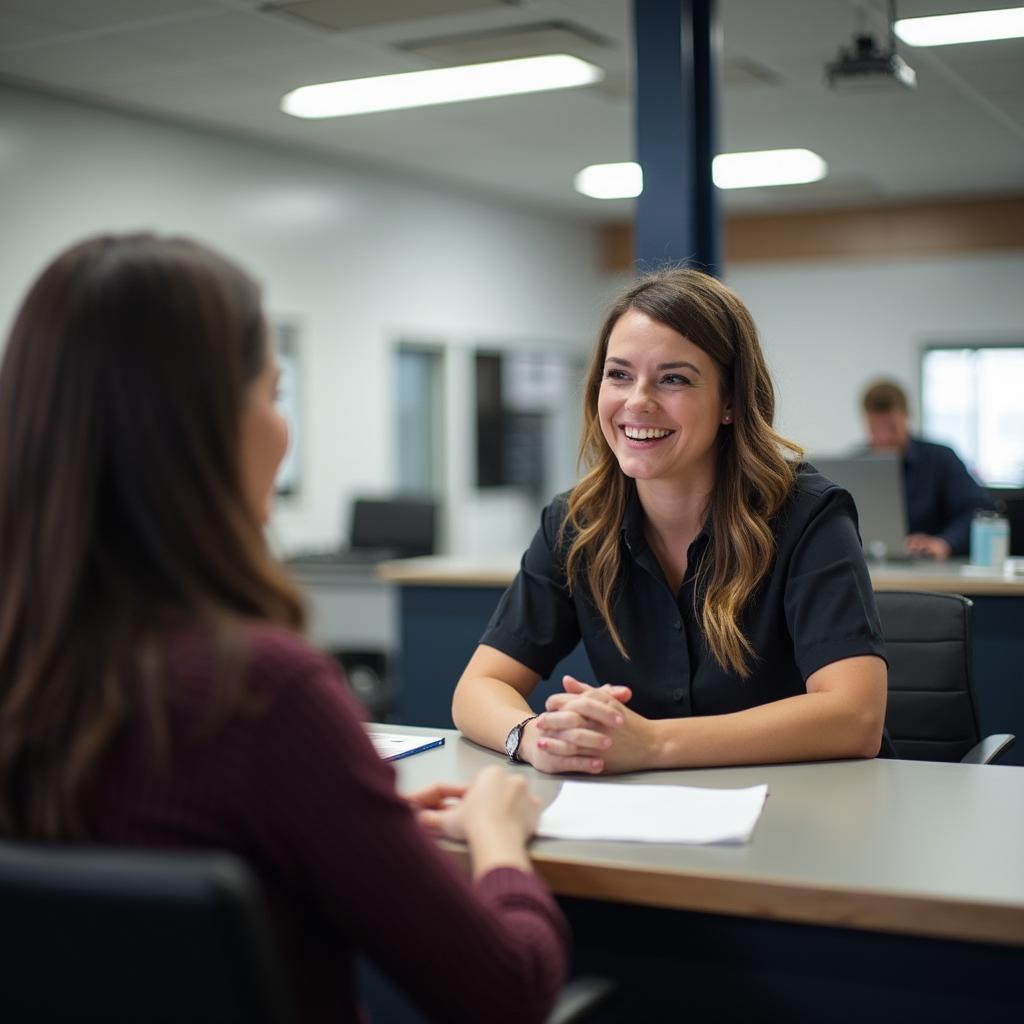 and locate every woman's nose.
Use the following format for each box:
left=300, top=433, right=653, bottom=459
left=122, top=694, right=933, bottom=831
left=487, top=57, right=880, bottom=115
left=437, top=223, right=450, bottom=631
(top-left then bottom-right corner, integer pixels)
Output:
left=625, top=380, right=655, bottom=411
